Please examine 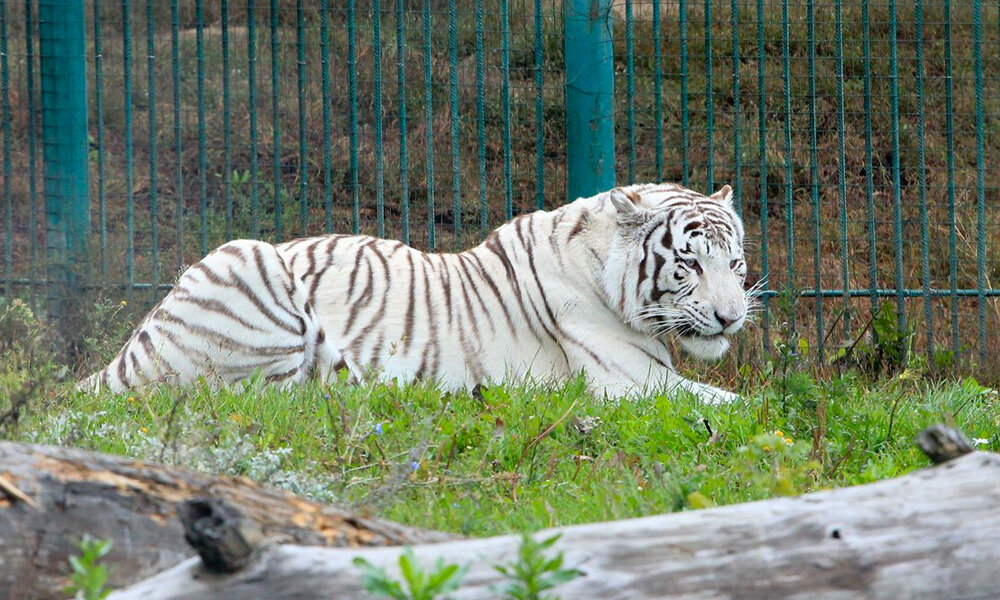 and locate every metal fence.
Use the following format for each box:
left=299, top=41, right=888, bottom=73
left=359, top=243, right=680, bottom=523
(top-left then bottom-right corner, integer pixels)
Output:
left=1, top=0, right=998, bottom=367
